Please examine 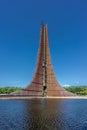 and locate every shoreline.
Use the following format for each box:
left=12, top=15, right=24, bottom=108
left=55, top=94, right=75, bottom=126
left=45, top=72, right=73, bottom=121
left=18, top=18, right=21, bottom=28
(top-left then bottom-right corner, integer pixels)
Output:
left=0, top=96, right=87, bottom=100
